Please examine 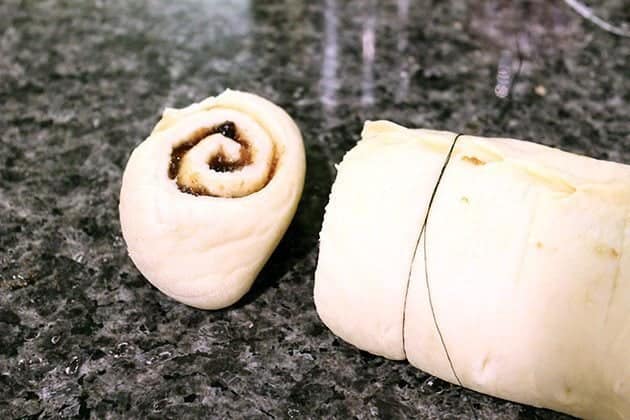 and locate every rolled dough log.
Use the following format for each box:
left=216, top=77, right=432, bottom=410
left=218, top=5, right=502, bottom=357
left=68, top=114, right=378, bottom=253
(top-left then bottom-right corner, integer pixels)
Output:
left=315, top=121, right=630, bottom=420
left=120, top=90, right=305, bottom=309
